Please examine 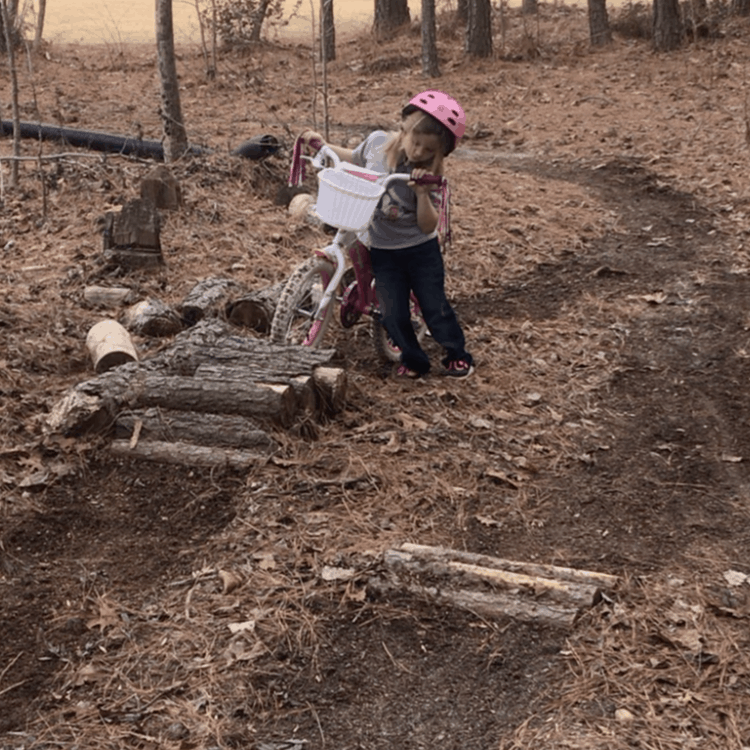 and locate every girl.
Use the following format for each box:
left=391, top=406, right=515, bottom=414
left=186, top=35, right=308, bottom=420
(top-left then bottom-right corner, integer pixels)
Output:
left=301, top=90, right=474, bottom=379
